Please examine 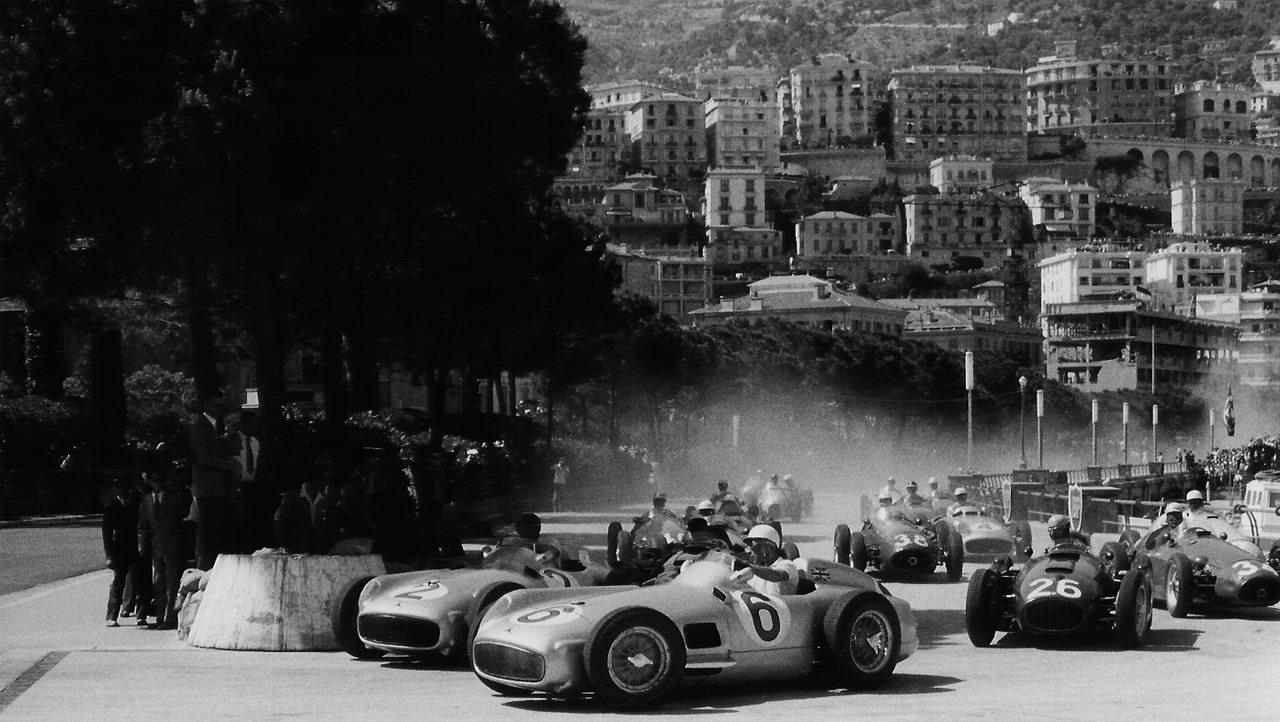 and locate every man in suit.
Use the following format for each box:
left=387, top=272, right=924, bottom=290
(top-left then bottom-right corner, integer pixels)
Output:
left=103, top=478, right=140, bottom=626
left=189, top=394, right=238, bottom=570
left=138, top=470, right=191, bottom=630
